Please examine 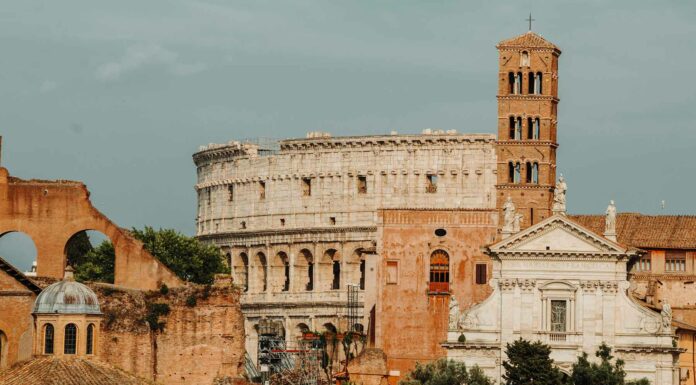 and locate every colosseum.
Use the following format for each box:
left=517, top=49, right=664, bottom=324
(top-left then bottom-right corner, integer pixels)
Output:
left=193, top=130, right=498, bottom=363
